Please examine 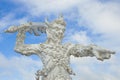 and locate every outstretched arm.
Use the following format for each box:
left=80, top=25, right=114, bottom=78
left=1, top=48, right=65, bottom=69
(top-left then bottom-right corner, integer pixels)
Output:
left=14, top=29, right=40, bottom=56
left=69, top=44, right=115, bottom=61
